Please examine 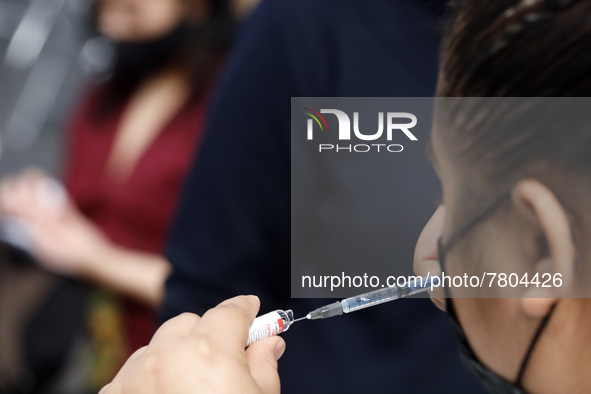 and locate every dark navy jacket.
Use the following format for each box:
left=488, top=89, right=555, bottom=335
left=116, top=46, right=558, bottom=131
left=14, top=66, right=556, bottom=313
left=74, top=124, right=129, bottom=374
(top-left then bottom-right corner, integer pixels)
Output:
left=161, top=0, right=483, bottom=392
